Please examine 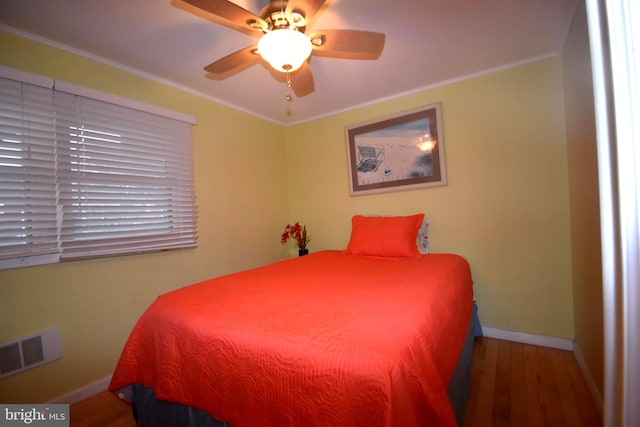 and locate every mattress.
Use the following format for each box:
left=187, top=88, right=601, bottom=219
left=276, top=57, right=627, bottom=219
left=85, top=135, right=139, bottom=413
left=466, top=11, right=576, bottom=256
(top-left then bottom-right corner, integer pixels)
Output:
left=110, top=250, right=474, bottom=426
